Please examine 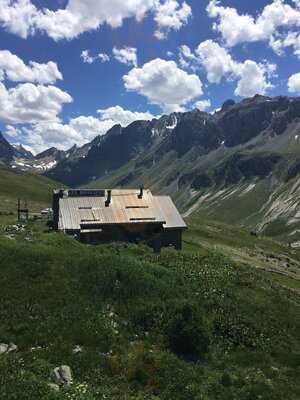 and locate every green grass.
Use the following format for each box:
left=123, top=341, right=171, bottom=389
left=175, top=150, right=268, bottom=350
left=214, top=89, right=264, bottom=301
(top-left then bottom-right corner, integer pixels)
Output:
left=184, top=215, right=300, bottom=285
left=0, top=165, right=60, bottom=214
left=0, top=221, right=299, bottom=400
